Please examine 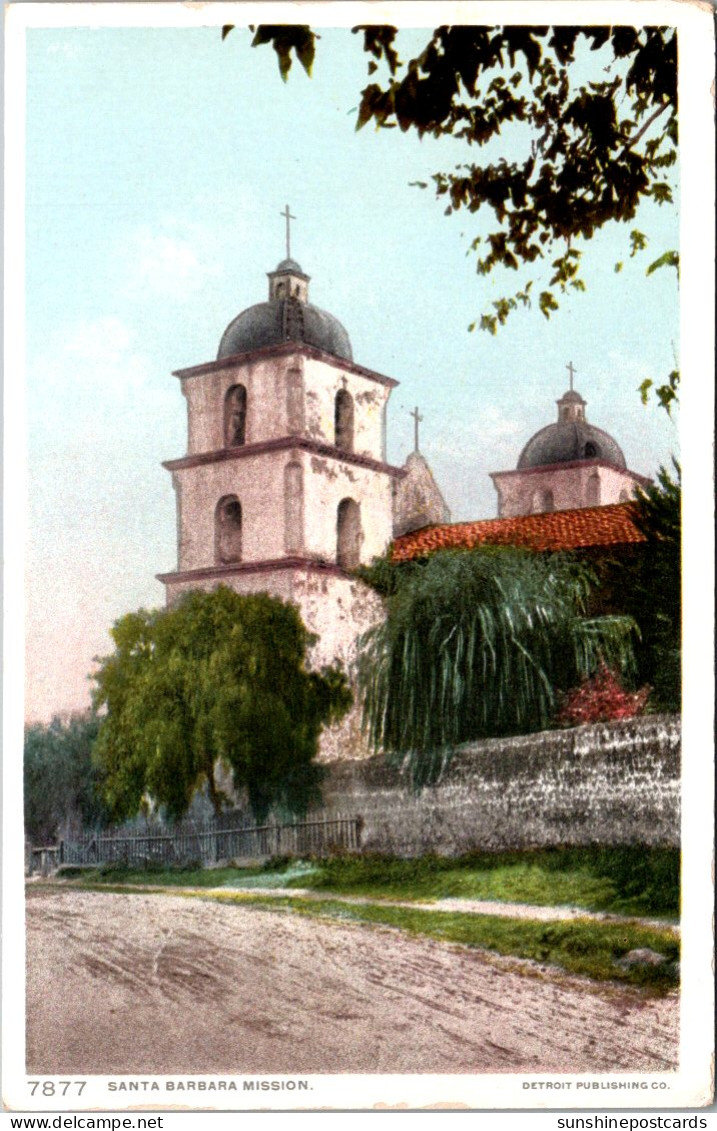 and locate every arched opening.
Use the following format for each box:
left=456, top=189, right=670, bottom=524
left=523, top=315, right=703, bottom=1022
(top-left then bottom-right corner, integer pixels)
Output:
left=336, top=498, right=361, bottom=570
left=584, top=441, right=598, bottom=458
left=286, top=367, right=304, bottom=435
left=586, top=473, right=601, bottom=507
left=531, top=488, right=555, bottom=514
left=619, top=489, right=631, bottom=503
left=224, top=384, right=247, bottom=448
left=334, top=389, right=354, bottom=453
left=284, top=462, right=304, bottom=553
left=215, top=495, right=242, bottom=563
left=275, top=281, right=285, bottom=299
